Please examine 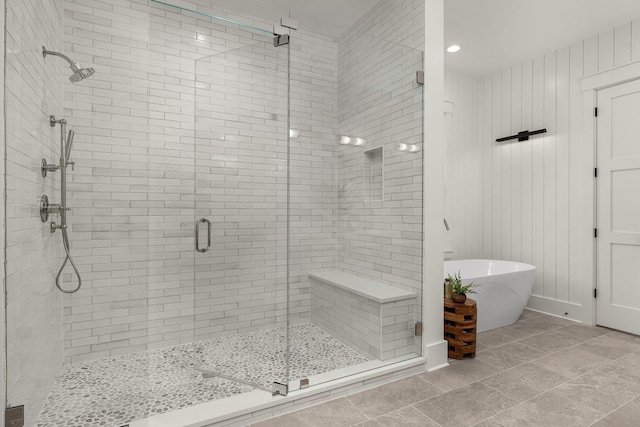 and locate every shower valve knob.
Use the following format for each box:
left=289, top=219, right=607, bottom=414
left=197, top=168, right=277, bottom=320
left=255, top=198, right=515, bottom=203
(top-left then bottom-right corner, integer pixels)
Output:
left=50, top=222, right=67, bottom=233
left=41, top=158, right=60, bottom=177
